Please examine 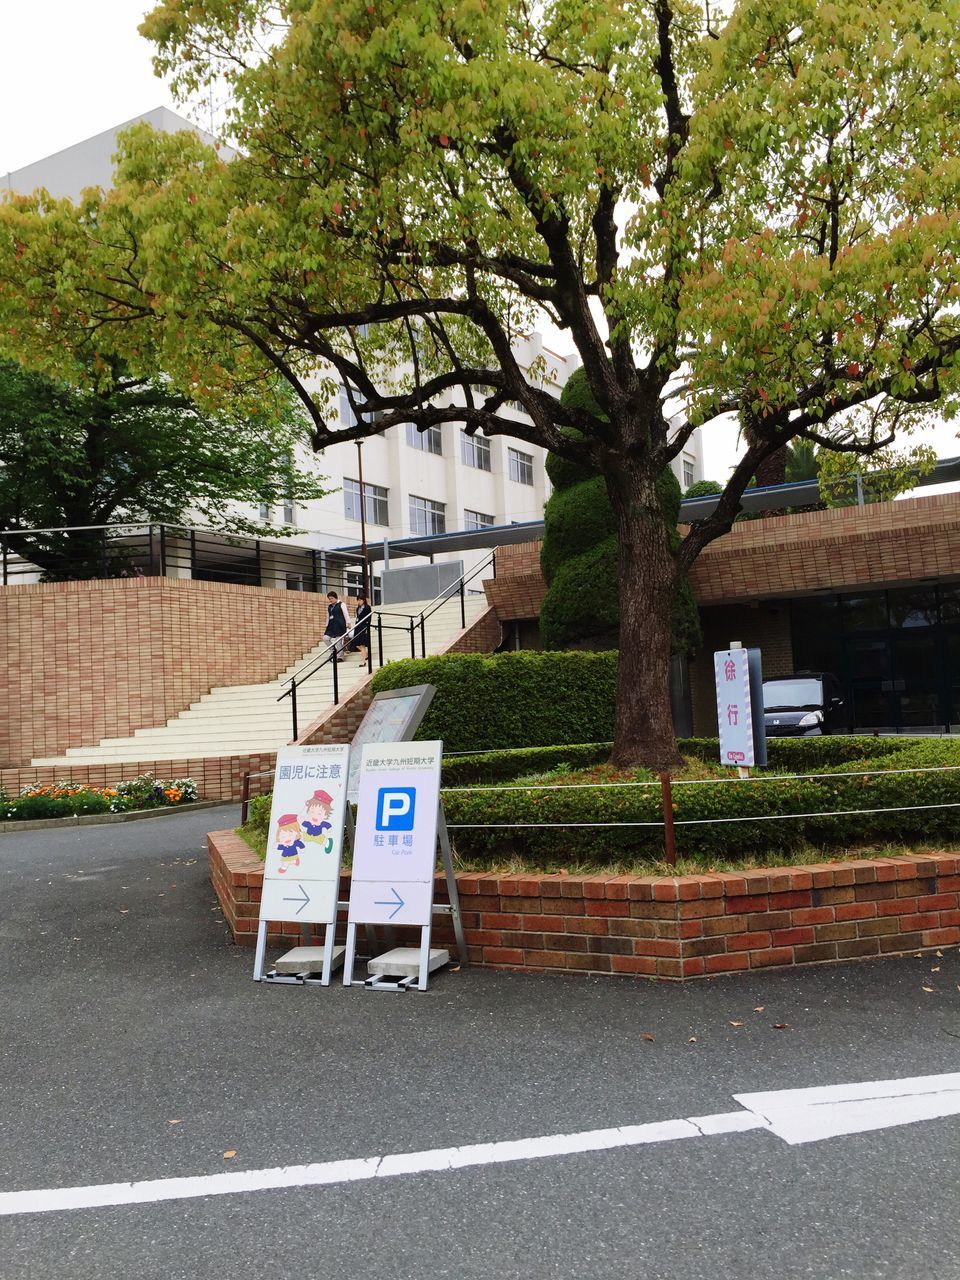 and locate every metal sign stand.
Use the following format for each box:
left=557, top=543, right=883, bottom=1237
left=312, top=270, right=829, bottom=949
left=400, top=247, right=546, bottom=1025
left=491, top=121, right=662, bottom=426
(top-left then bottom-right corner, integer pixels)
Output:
left=342, top=803, right=468, bottom=993
left=254, top=805, right=383, bottom=986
